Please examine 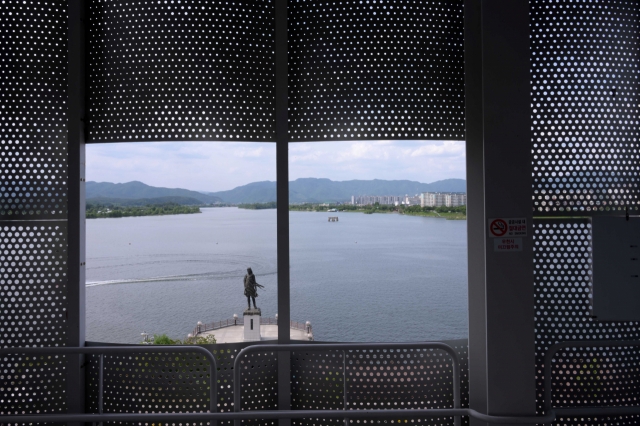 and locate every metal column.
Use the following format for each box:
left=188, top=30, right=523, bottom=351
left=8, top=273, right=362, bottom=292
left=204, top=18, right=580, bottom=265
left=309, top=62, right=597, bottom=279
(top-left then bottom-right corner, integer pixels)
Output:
left=275, top=1, right=291, bottom=426
left=465, top=1, right=536, bottom=424
left=67, top=0, right=87, bottom=422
